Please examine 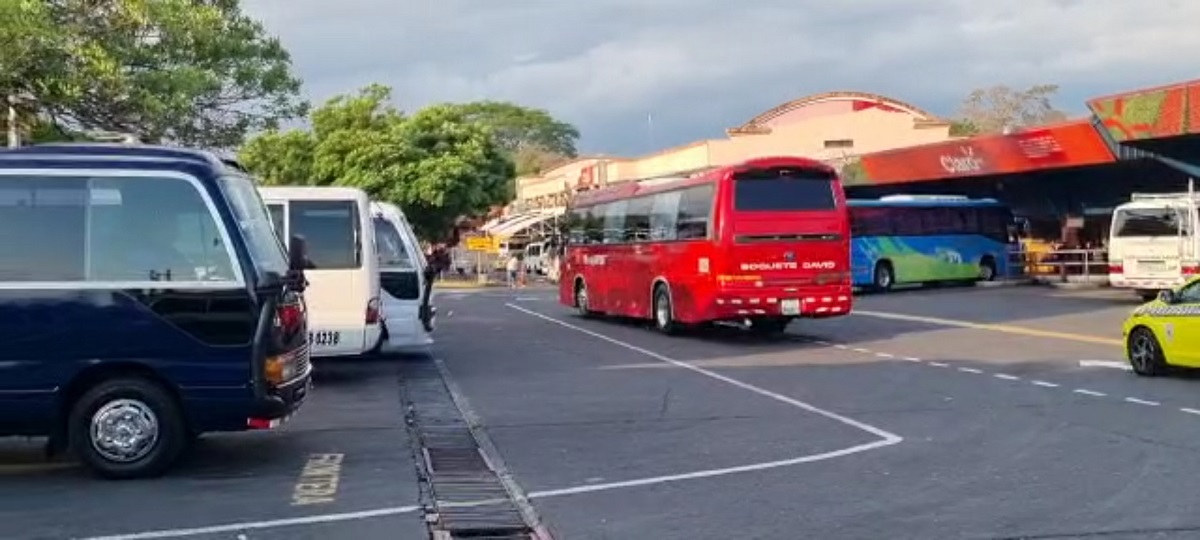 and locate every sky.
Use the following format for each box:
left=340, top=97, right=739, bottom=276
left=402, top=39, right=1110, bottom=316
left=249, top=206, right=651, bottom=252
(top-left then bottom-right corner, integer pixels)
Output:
left=242, top=0, right=1200, bottom=157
